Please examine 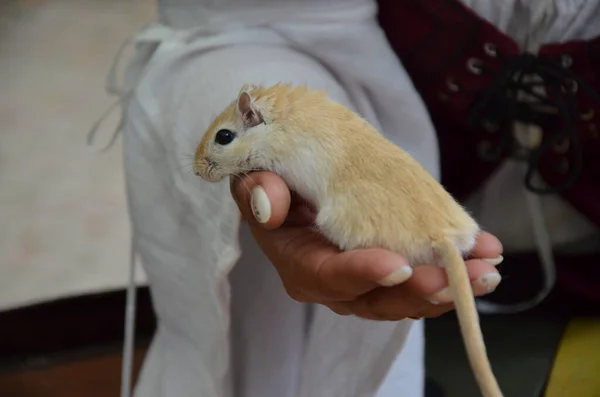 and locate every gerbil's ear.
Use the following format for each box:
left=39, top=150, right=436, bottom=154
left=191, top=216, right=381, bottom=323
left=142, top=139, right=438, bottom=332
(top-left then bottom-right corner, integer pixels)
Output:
left=237, top=90, right=264, bottom=128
